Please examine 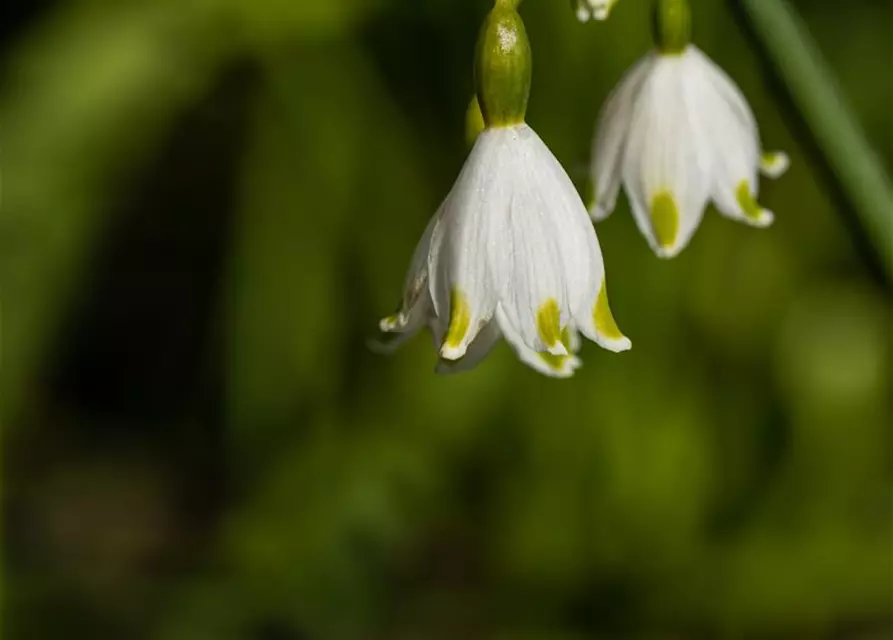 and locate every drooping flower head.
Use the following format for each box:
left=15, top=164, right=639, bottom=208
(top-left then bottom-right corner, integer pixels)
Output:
left=590, top=0, right=789, bottom=258
left=377, top=0, right=630, bottom=378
